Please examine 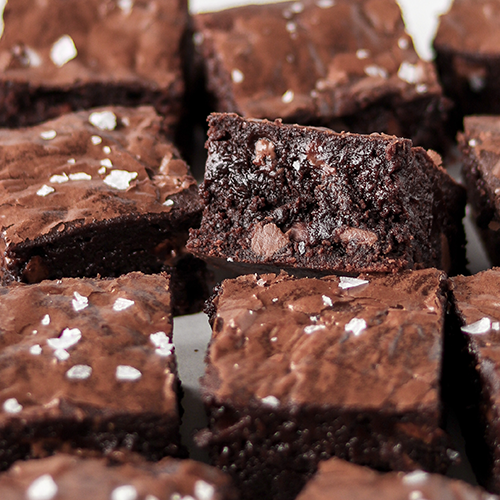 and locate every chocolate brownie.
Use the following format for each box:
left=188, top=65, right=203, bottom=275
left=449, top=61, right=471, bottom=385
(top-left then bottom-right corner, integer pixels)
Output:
left=0, top=0, right=189, bottom=134
left=434, top=0, right=500, bottom=128
left=187, top=113, right=466, bottom=277
left=297, top=457, right=496, bottom=500
left=0, top=272, right=183, bottom=469
left=446, top=268, right=500, bottom=493
left=197, top=270, right=457, bottom=500
left=192, top=0, right=449, bottom=150
left=458, top=115, right=500, bottom=268
left=0, top=105, right=207, bottom=315
left=0, top=454, right=236, bottom=500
